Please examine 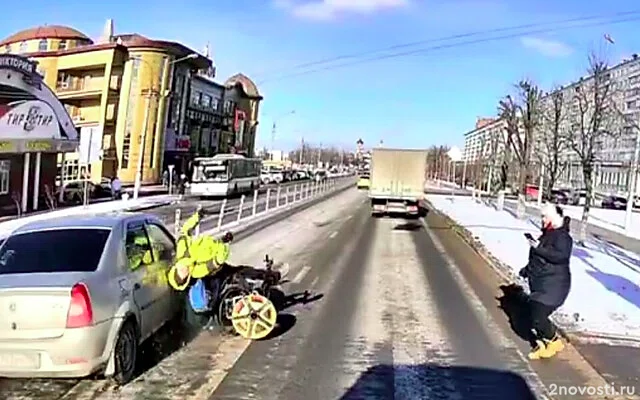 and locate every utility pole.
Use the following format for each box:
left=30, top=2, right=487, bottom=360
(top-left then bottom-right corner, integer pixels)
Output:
left=317, top=143, right=322, bottom=166
left=625, top=124, right=640, bottom=233
left=299, top=137, right=304, bottom=165
left=461, top=159, right=467, bottom=188
left=270, top=122, right=276, bottom=161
